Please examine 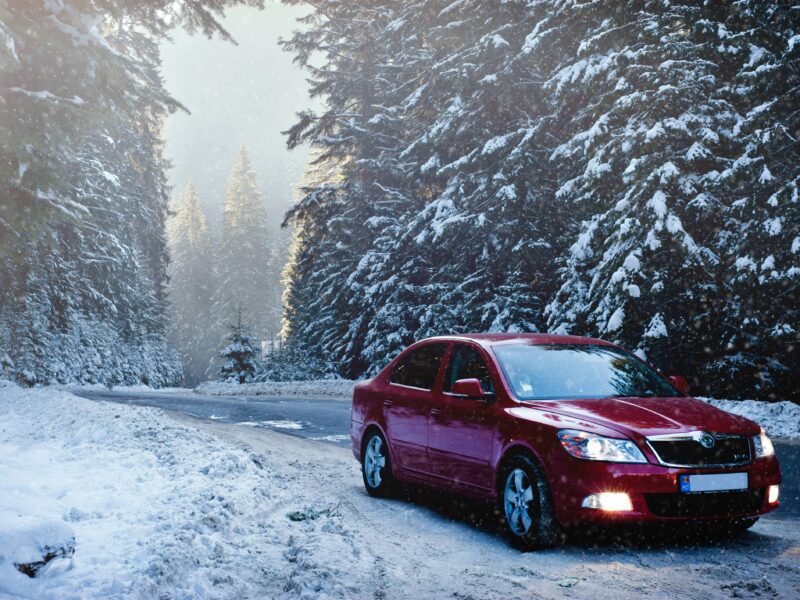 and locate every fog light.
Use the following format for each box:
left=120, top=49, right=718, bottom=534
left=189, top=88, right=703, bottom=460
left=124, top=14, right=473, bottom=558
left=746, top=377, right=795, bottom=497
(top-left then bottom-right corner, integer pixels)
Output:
left=768, top=485, right=780, bottom=504
left=581, top=492, right=633, bottom=512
